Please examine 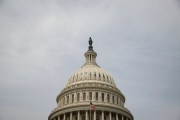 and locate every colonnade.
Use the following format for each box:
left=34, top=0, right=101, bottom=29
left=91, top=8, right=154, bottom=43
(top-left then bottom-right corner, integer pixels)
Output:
left=59, top=90, right=124, bottom=107
left=53, top=110, right=130, bottom=120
